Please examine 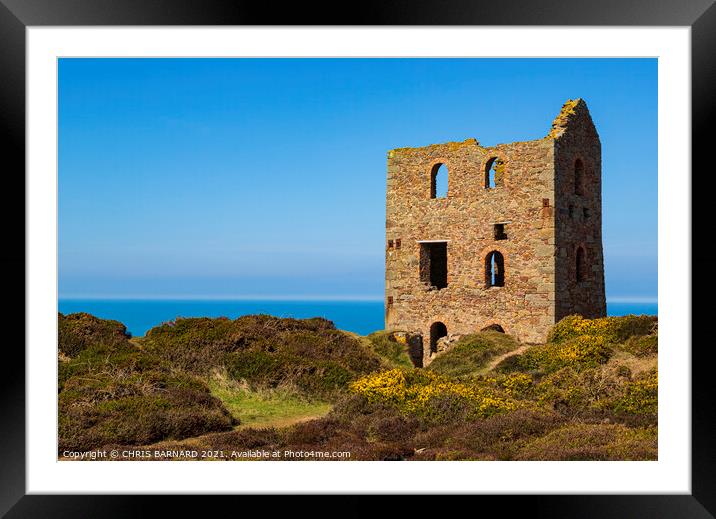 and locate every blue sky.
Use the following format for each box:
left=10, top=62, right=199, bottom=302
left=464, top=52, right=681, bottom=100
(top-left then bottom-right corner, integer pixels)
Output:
left=58, top=58, right=657, bottom=301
